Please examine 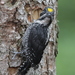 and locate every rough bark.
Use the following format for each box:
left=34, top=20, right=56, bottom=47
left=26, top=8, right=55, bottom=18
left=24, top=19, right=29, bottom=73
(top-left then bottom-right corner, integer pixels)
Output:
left=0, top=0, right=58, bottom=75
